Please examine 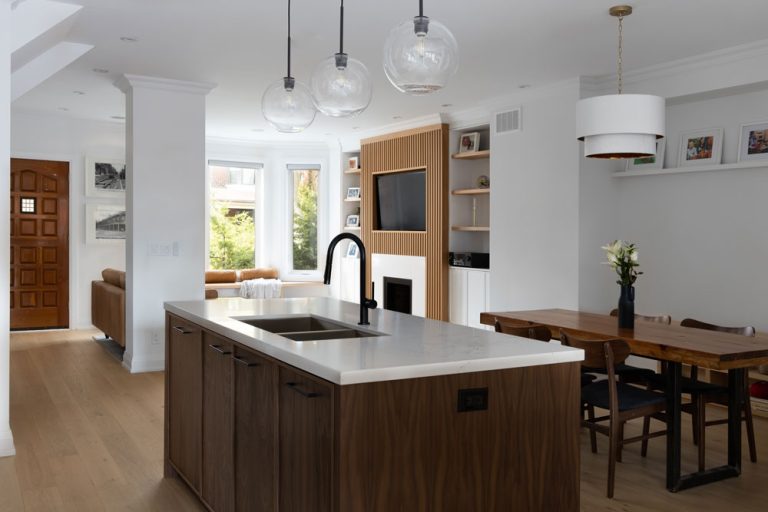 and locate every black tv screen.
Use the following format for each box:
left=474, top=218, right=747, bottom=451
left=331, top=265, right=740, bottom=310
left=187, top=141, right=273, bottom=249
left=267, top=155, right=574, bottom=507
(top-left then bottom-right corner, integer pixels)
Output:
left=375, top=170, right=426, bottom=231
